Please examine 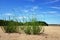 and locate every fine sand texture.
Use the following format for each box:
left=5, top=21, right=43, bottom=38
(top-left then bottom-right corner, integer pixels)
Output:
left=0, top=26, right=60, bottom=40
